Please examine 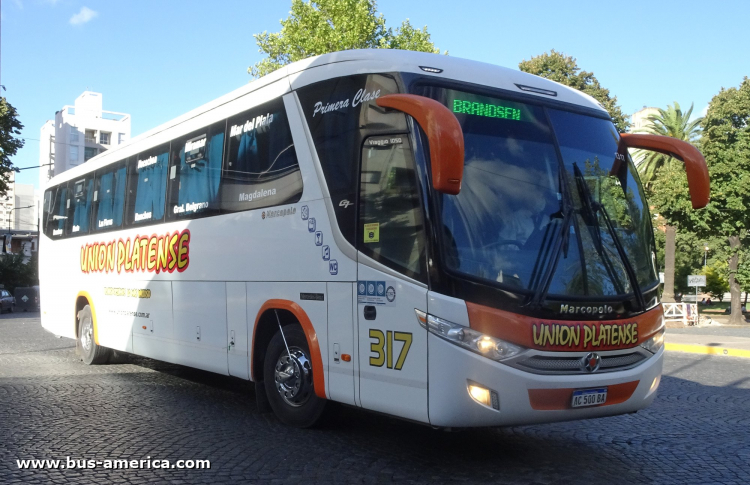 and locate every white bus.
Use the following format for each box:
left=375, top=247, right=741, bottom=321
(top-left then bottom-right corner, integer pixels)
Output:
left=40, top=50, right=709, bottom=428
